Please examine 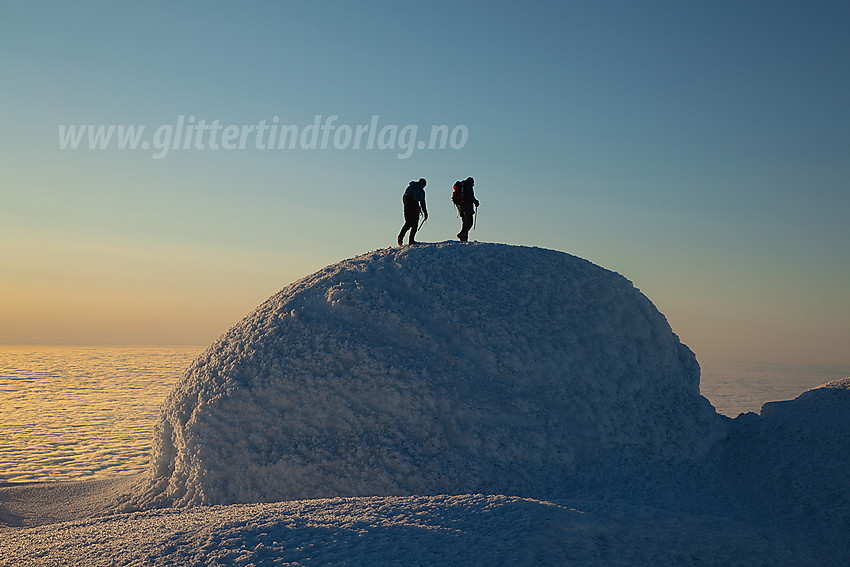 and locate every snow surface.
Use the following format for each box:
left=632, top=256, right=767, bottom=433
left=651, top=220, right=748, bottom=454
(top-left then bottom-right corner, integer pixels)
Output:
left=0, top=493, right=818, bottom=566
left=2, top=242, right=848, bottom=565
left=724, top=376, right=850, bottom=530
